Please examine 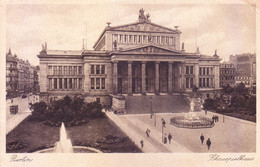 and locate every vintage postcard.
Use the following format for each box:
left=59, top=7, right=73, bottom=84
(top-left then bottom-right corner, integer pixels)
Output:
left=0, top=0, right=259, bottom=166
